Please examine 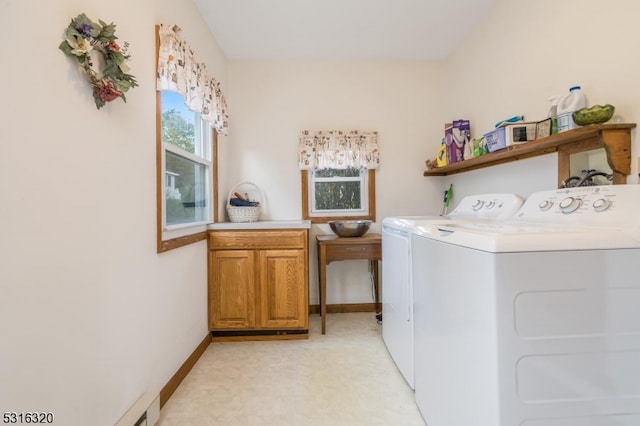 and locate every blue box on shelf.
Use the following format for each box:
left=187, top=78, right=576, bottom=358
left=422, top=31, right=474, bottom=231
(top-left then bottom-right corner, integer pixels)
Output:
left=484, top=127, right=507, bottom=153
